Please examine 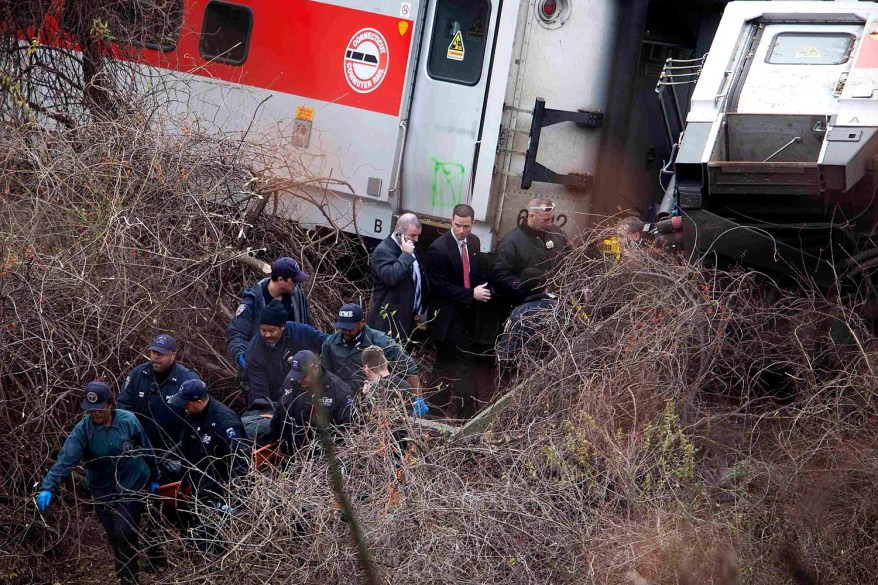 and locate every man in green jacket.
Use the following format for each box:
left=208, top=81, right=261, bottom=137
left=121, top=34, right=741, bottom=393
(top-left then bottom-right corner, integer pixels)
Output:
left=36, top=381, right=159, bottom=585
left=321, top=303, right=422, bottom=398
